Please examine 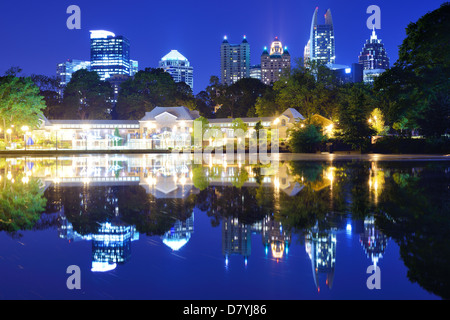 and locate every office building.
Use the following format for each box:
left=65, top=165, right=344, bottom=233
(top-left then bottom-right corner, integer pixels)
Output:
left=159, top=50, right=194, bottom=90
left=56, top=59, right=91, bottom=88
left=249, top=64, right=261, bottom=80
left=130, top=59, right=139, bottom=76
left=306, top=8, right=336, bottom=66
left=220, top=35, right=250, bottom=85
left=90, top=30, right=131, bottom=81
left=358, top=28, right=390, bottom=84
left=261, top=37, right=291, bottom=85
